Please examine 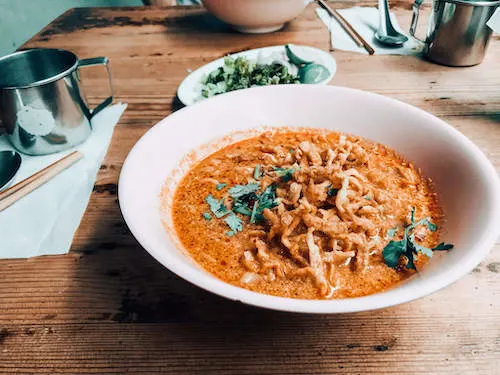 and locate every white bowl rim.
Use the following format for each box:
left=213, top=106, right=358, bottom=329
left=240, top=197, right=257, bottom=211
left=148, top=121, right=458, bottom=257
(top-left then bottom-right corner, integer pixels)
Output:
left=119, top=85, right=500, bottom=314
